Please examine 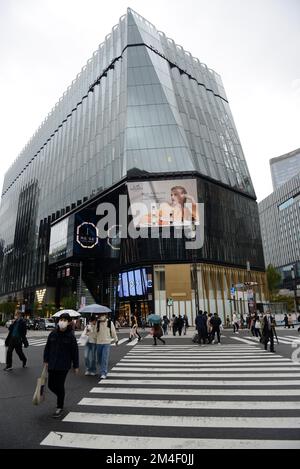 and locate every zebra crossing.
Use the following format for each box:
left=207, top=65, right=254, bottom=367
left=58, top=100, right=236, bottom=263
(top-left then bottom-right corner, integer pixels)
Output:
left=26, top=336, right=151, bottom=347
left=232, top=334, right=300, bottom=346
left=41, top=343, right=300, bottom=449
